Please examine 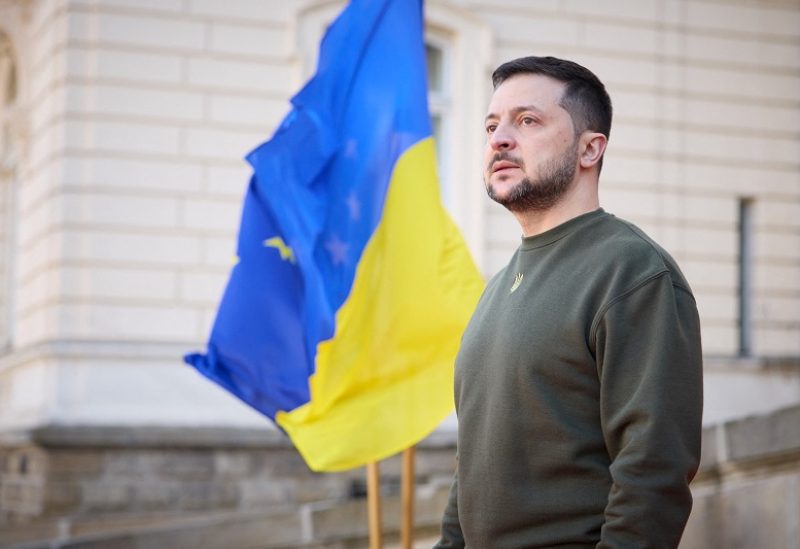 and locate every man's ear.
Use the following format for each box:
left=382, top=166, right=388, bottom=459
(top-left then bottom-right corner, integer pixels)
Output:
left=579, top=133, right=607, bottom=169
